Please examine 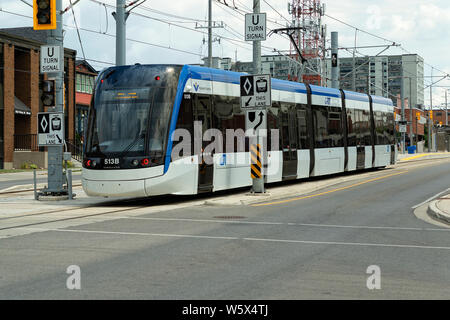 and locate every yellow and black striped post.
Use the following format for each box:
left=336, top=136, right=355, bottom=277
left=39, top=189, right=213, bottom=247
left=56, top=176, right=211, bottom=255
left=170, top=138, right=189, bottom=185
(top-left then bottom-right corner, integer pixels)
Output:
left=250, top=144, right=262, bottom=179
